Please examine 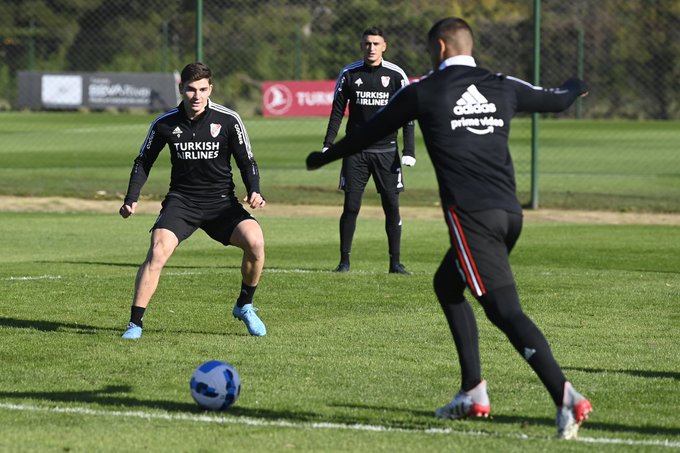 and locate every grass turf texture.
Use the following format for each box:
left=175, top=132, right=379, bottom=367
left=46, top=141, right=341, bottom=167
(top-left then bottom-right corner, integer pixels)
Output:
left=1, top=112, right=679, bottom=212
left=1, top=211, right=679, bottom=452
